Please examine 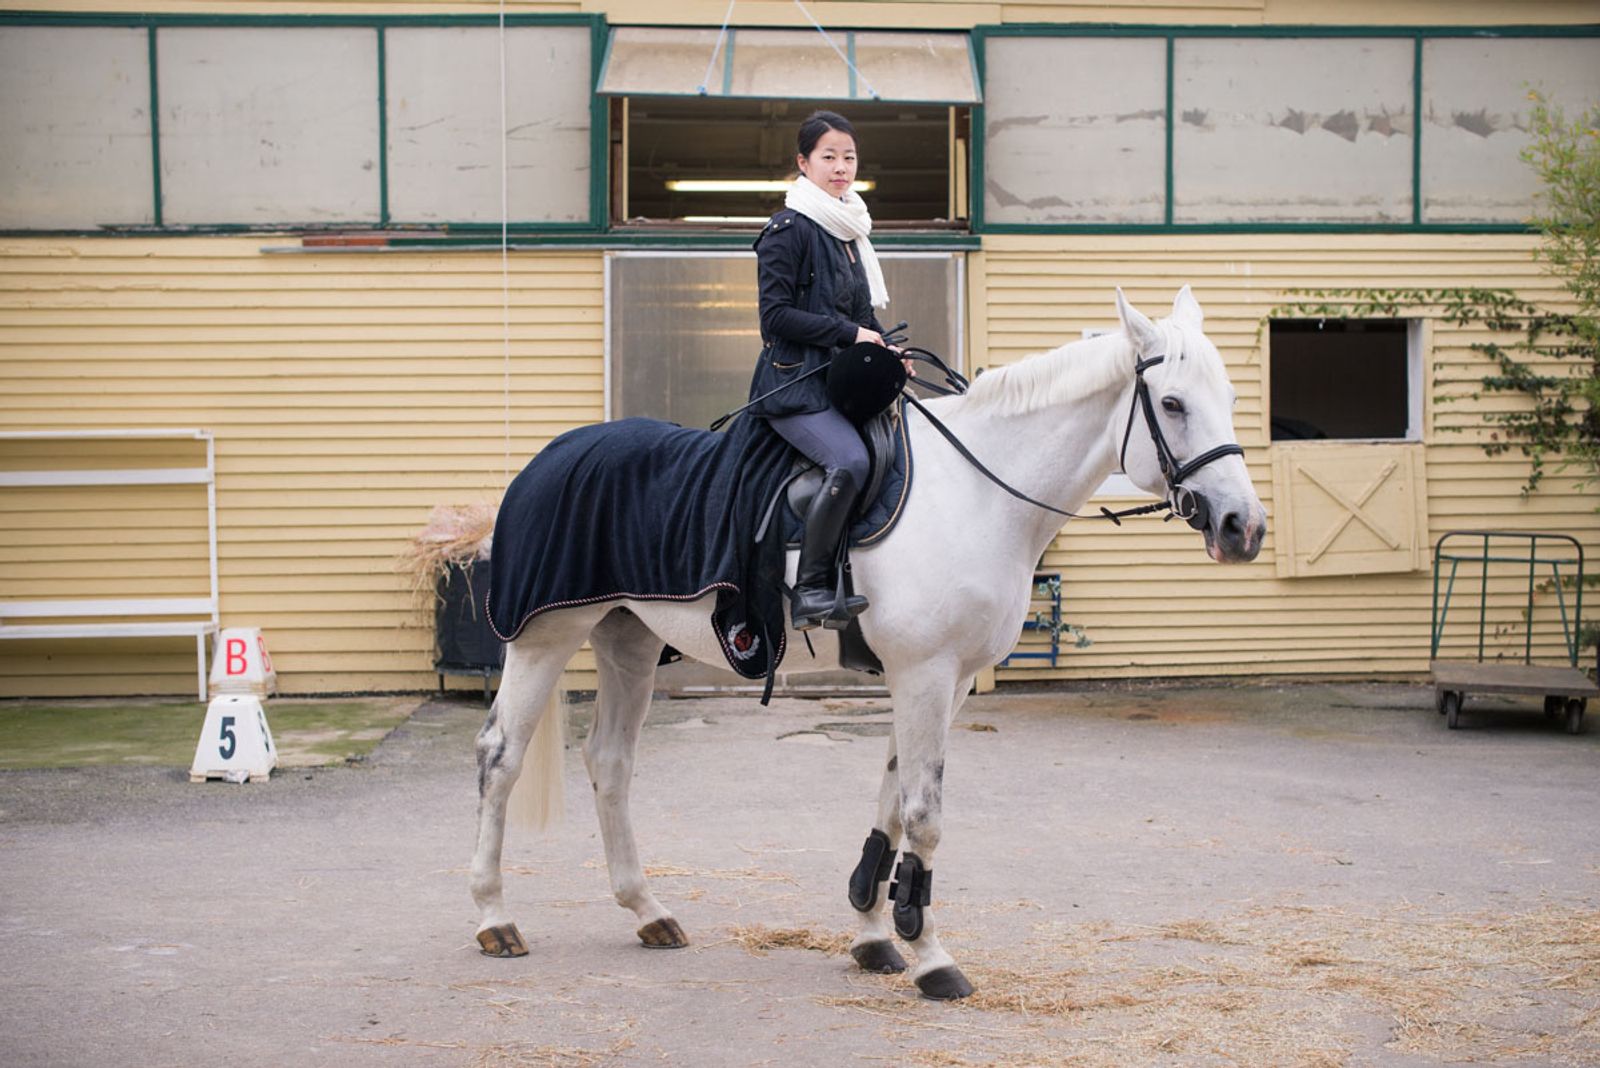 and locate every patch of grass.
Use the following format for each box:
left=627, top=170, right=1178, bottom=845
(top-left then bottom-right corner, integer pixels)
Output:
left=0, top=696, right=419, bottom=770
